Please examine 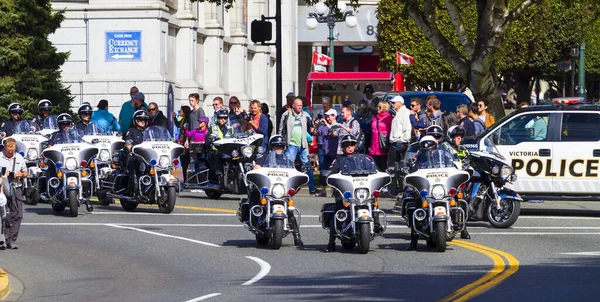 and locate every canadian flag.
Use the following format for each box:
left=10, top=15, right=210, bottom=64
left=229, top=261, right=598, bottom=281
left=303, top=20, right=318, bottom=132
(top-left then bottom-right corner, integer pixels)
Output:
left=312, top=51, right=332, bottom=66
left=396, top=51, right=415, bottom=65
